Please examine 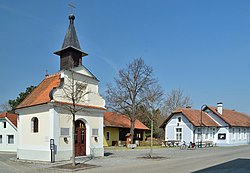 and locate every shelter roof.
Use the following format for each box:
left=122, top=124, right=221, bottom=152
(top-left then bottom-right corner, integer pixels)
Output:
left=104, top=112, right=149, bottom=130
